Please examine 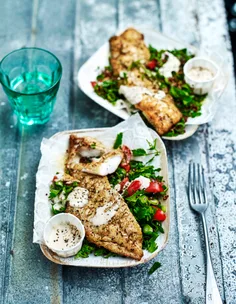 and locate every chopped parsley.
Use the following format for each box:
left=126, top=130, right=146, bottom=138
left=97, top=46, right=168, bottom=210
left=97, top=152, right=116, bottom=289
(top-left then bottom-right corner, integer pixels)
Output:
left=108, top=140, right=168, bottom=253
left=49, top=180, right=78, bottom=214
left=94, top=80, right=121, bottom=105
left=75, top=239, right=117, bottom=259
